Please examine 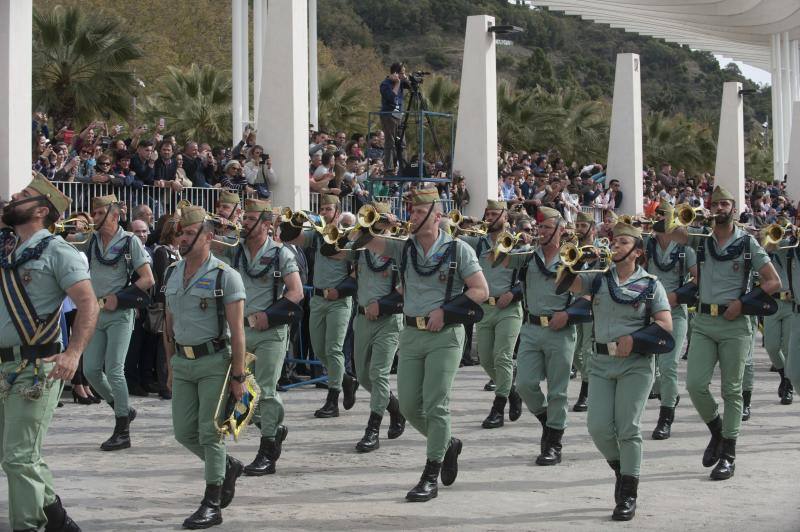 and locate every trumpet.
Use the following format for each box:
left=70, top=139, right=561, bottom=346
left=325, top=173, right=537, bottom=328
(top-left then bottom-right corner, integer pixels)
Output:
left=618, top=214, right=634, bottom=225
left=206, top=214, right=242, bottom=247
left=559, top=242, right=612, bottom=273
left=50, top=216, right=94, bottom=234
left=761, top=223, right=799, bottom=249
left=280, top=207, right=325, bottom=232
left=388, top=221, right=412, bottom=239
left=490, top=230, right=522, bottom=266
left=357, top=204, right=391, bottom=228
left=322, top=223, right=353, bottom=246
